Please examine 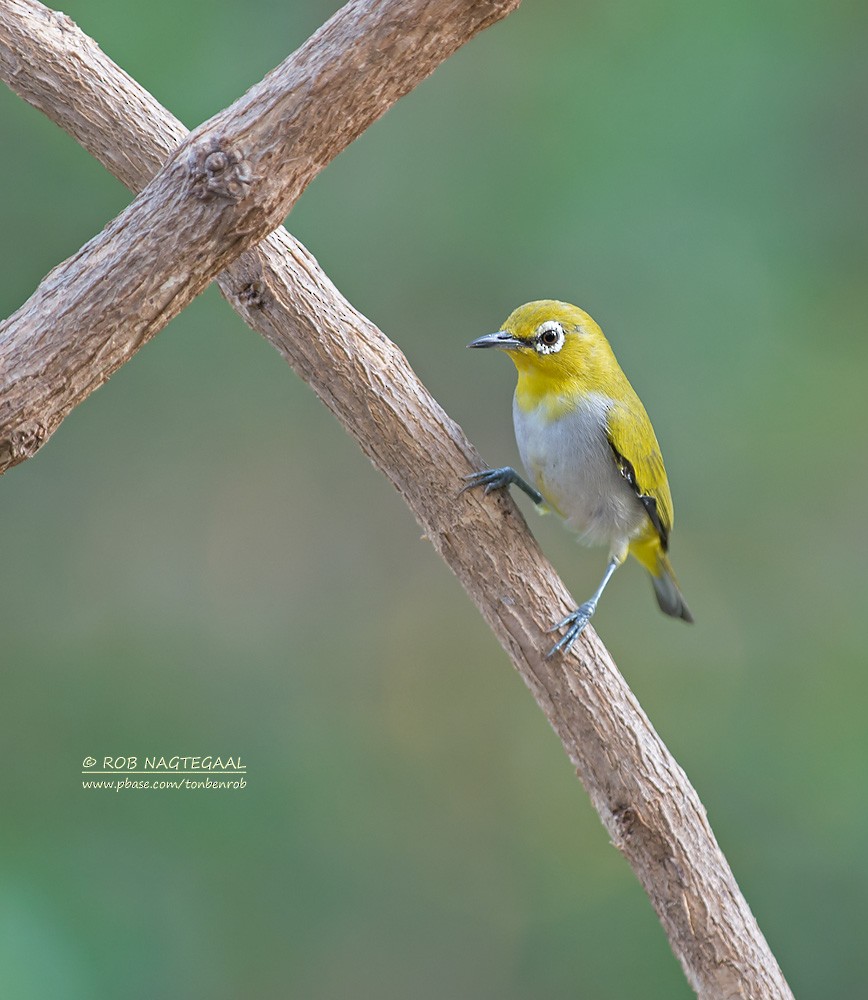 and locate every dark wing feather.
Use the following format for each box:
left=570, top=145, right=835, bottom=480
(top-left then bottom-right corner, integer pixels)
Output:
left=605, top=398, right=673, bottom=550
